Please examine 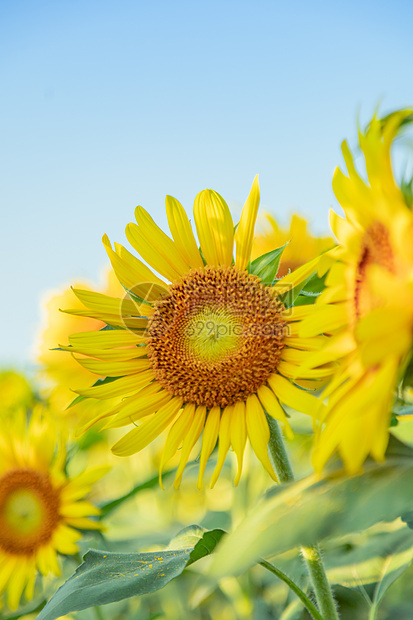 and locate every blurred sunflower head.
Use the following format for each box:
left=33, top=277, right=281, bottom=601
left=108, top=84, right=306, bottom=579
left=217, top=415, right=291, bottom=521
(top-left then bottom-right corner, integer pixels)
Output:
left=299, top=109, right=413, bottom=473
left=64, top=176, right=333, bottom=489
left=252, top=213, right=334, bottom=277
left=0, top=408, right=107, bottom=611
